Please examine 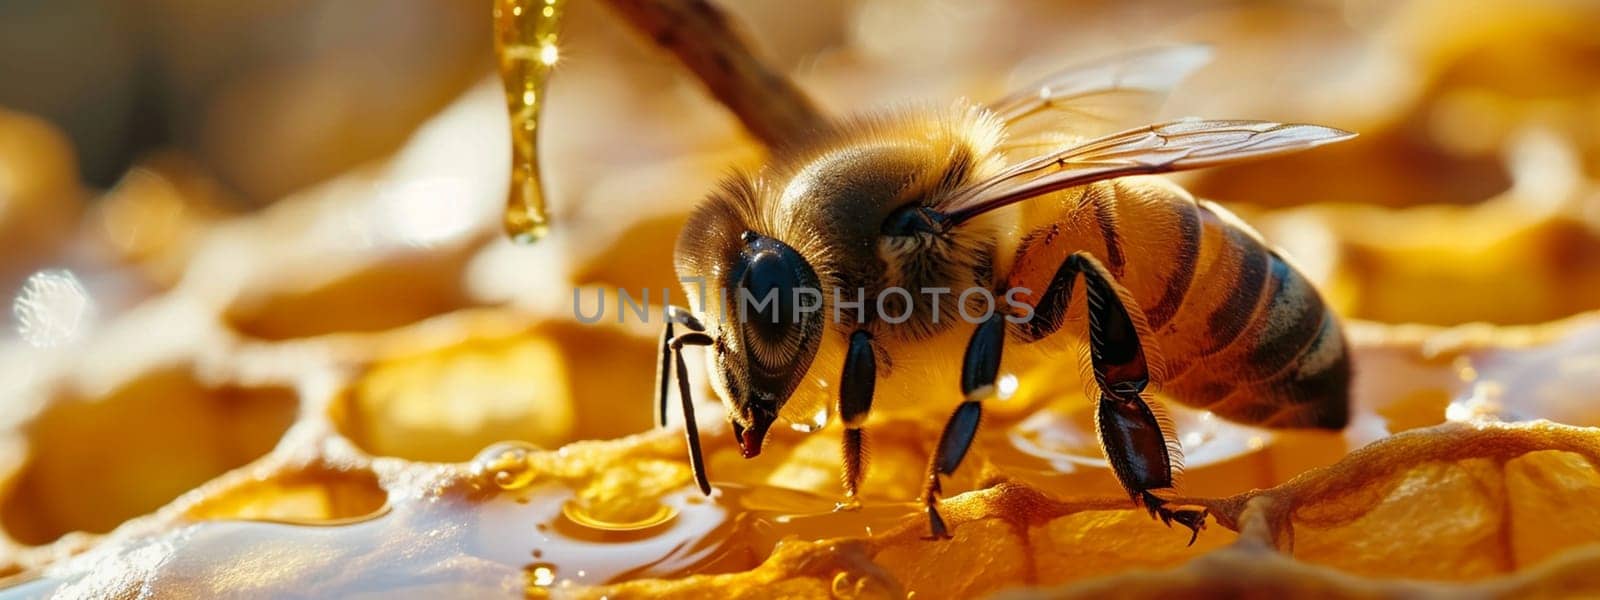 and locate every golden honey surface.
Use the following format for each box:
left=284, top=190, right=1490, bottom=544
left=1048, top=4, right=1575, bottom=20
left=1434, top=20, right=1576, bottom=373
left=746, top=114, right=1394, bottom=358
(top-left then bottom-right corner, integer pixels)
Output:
left=3, top=0, right=1600, bottom=598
